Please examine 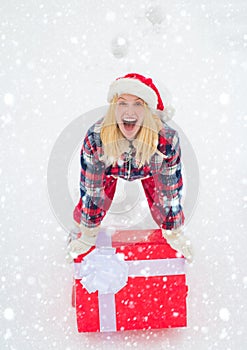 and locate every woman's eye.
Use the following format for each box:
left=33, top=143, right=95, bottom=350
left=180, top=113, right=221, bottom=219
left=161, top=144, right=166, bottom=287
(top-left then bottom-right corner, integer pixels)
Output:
left=135, top=102, right=143, bottom=106
left=118, top=102, right=127, bottom=106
